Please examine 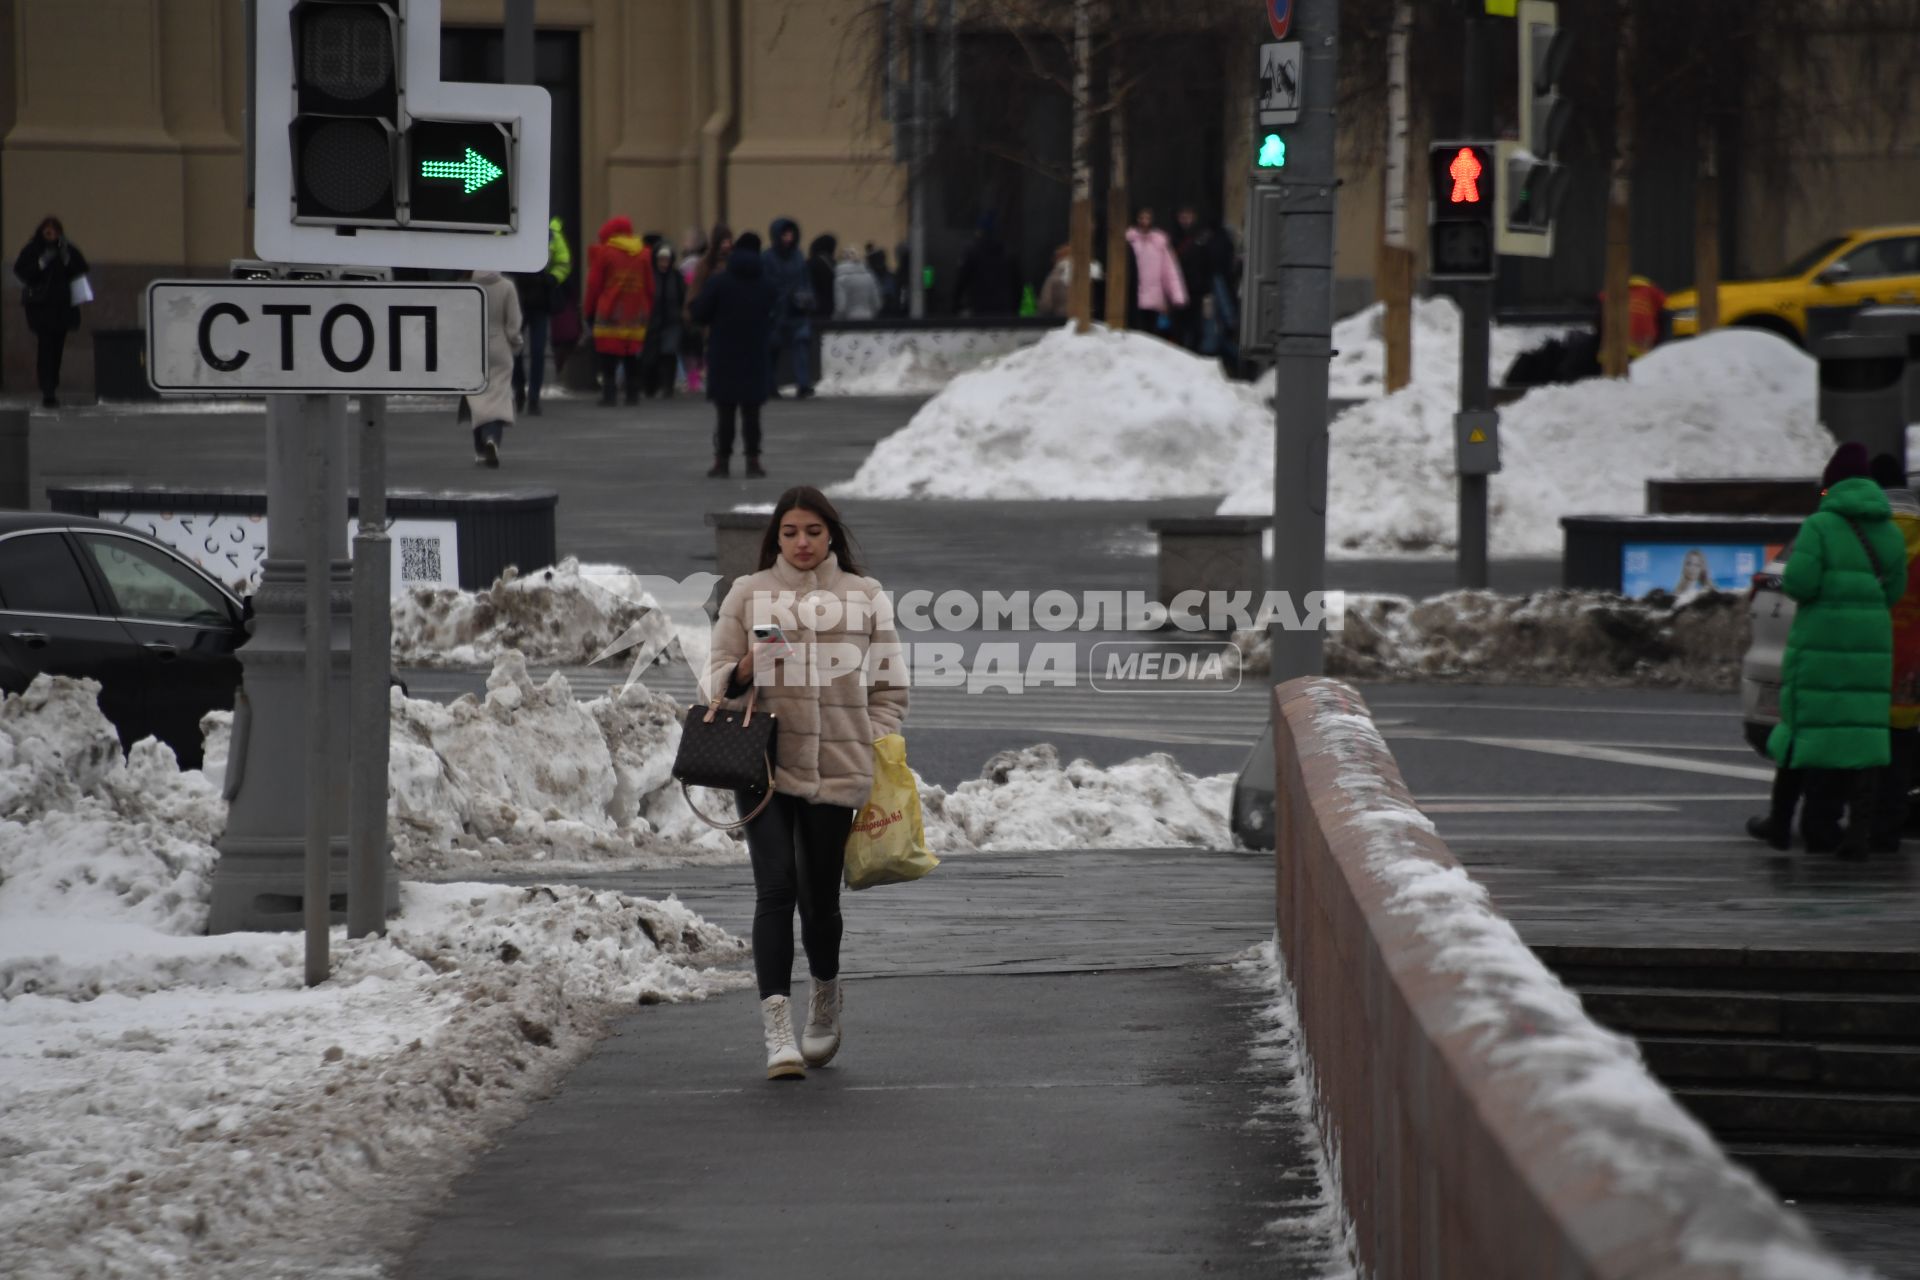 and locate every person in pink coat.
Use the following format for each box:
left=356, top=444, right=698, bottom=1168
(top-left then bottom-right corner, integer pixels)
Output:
left=1125, top=207, right=1188, bottom=336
